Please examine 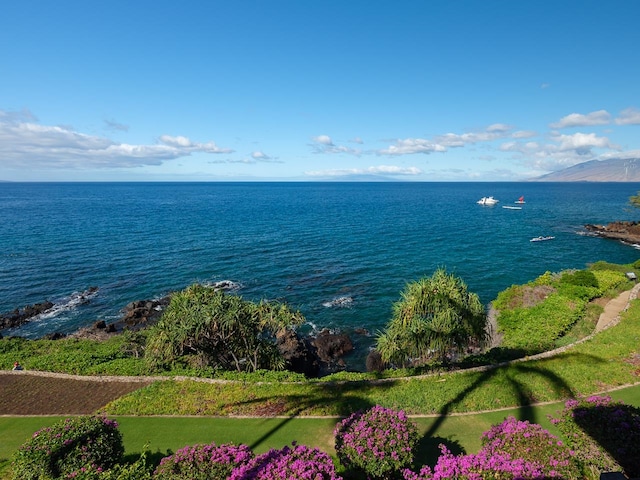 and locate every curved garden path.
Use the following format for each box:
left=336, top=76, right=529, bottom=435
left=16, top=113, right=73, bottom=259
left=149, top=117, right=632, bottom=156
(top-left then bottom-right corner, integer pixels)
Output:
left=1, top=284, right=639, bottom=416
